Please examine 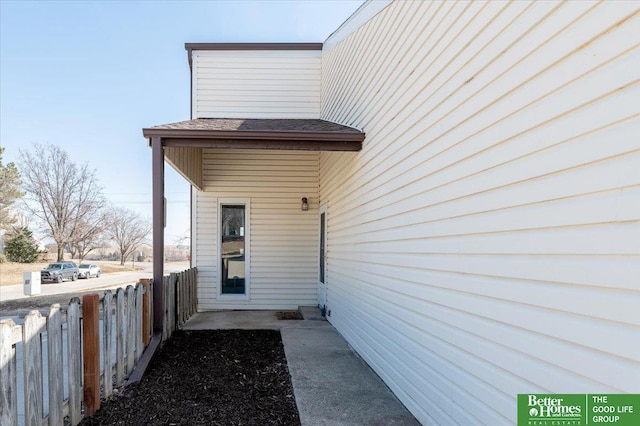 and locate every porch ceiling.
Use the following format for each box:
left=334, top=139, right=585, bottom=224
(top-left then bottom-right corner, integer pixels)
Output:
left=142, top=118, right=365, bottom=151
